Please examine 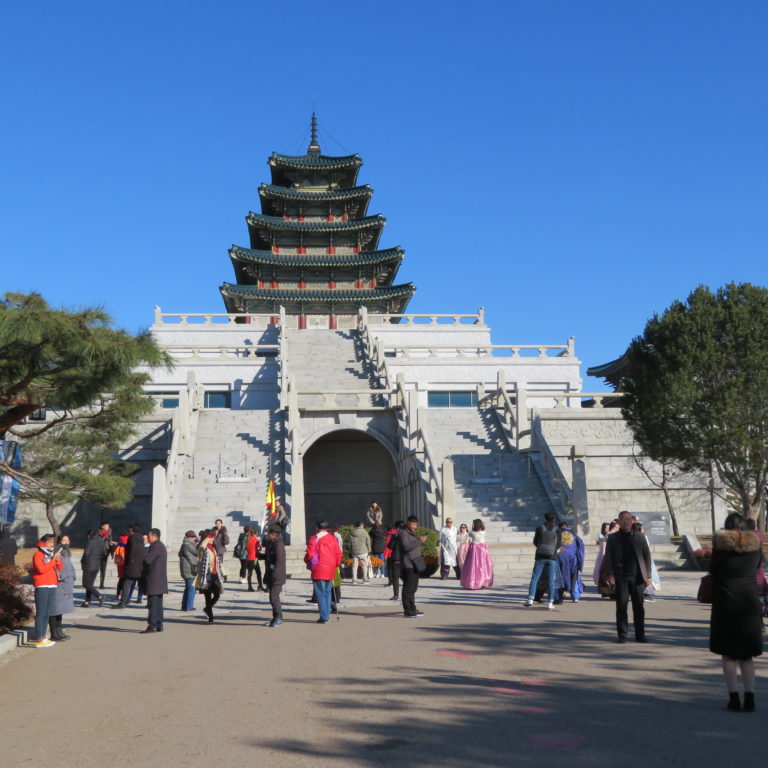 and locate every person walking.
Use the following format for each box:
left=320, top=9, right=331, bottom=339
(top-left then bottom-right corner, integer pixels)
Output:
left=212, top=519, right=229, bottom=581
left=31, top=534, right=62, bottom=648
left=178, top=530, right=198, bottom=611
left=49, top=534, right=75, bottom=642
left=141, top=528, right=168, bottom=634
left=244, top=527, right=264, bottom=592
left=113, top=533, right=129, bottom=602
left=399, top=516, right=427, bottom=618
left=523, top=512, right=562, bottom=610
left=195, top=530, right=223, bottom=623
left=349, top=521, right=371, bottom=584
left=261, top=523, right=286, bottom=626
left=304, top=520, right=342, bottom=624
left=710, top=513, right=763, bottom=712
left=603, top=510, right=652, bottom=643
left=439, top=518, right=459, bottom=580
left=115, top=524, right=144, bottom=608
left=80, top=529, right=106, bottom=607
